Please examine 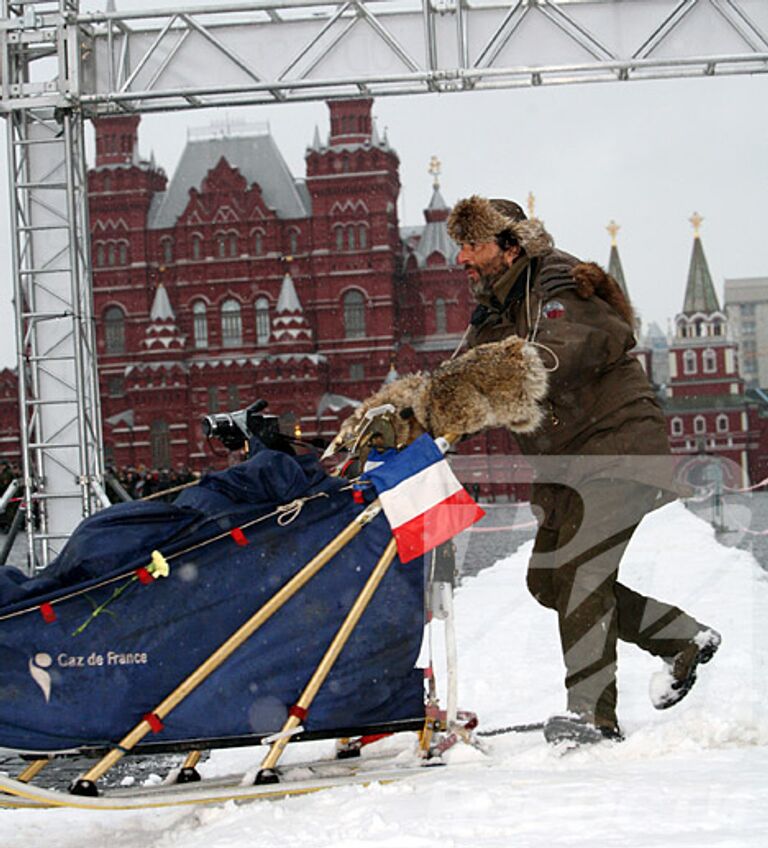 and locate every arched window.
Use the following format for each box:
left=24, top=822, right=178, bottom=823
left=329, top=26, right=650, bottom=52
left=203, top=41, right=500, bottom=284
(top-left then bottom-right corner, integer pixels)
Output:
left=95, top=242, right=105, bottom=267
left=347, top=225, right=356, bottom=251
left=118, top=242, right=128, bottom=265
left=192, top=301, right=208, bottom=349
left=358, top=224, right=368, bottom=249
left=253, top=230, right=264, bottom=256
left=712, top=319, right=723, bottom=337
left=670, top=417, right=683, bottom=437
left=343, top=290, right=366, bottom=339
left=716, top=414, right=729, bottom=434
left=207, top=386, right=219, bottom=413
left=217, top=233, right=227, bottom=259
left=191, top=234, right=202, bottom=260
left=693, top=415, right=706, bottom=435
left=107, top=243, right=116, bottom=266
left=221, top=298, right=242, bottom=348
left=255, top=297, right=270, bottom=345
left=150, top=420, right=171, bottom=468
left=683, top=350, right=697, bottom=375
left=435, top=297, right=447, bottom=334
left=103, top=174, right=111, bottom=193
left=335, top=226, right=344, bottom=252
left=694, top=319, right=703, bottom=337
left=703, top=349, right=717, bottom=374
left=161, top=238, right=173, bottom=265
left=104, top=305, right=125, bottom=354
left=288, top=229, right=299, bottom=256
left=228, top=232, right=238, bottom=258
